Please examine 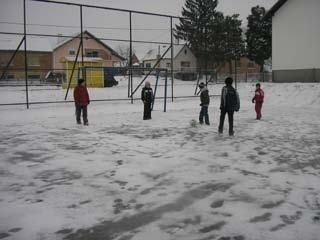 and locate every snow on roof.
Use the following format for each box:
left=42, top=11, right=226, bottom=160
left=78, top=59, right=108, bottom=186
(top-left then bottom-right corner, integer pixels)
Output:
left=142, top=45, right=185, bottom=61
left=63, top=56, right=103, bottom=62
left=0, top=37, right=52, bottom=52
